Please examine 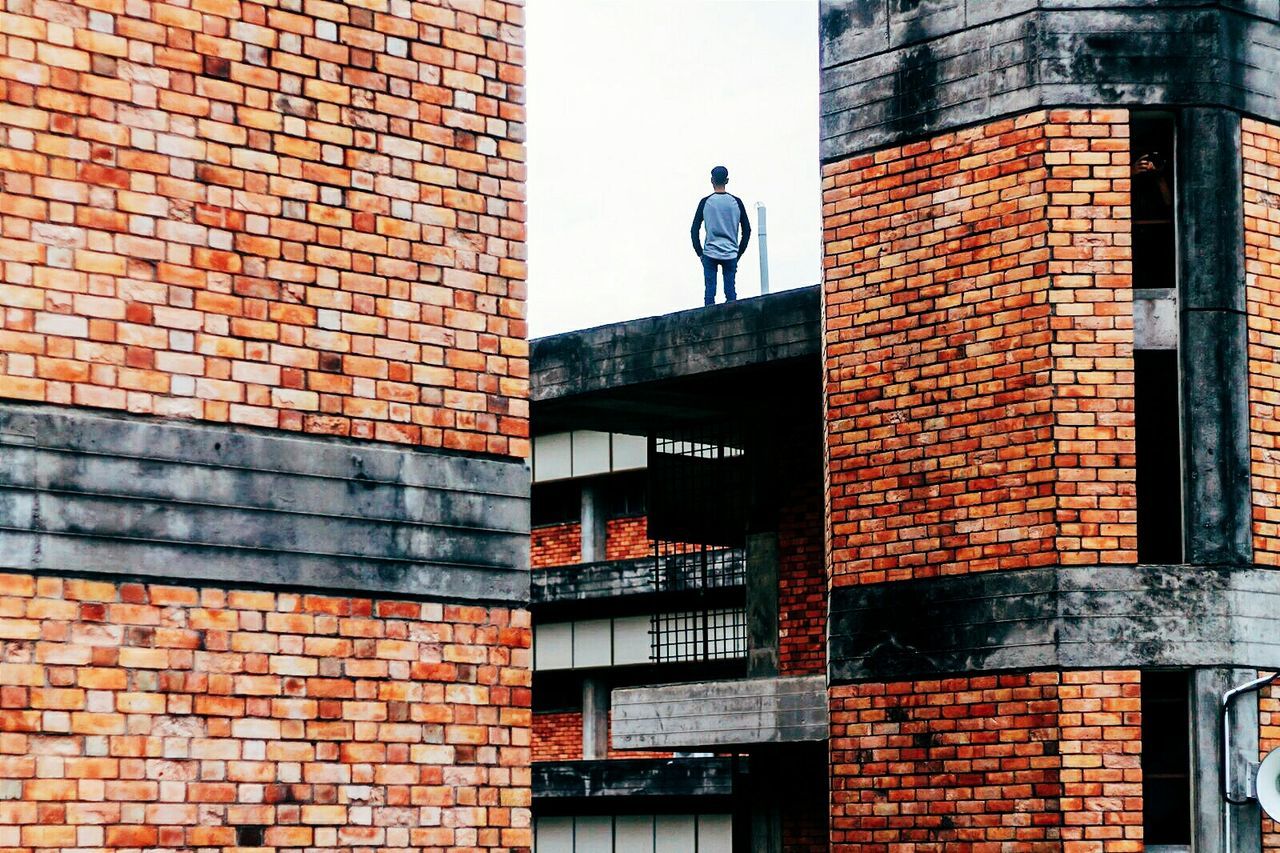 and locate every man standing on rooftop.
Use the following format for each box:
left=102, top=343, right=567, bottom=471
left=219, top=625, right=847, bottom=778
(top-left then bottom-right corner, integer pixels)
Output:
left=691, top=165, right=752, bottom=306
